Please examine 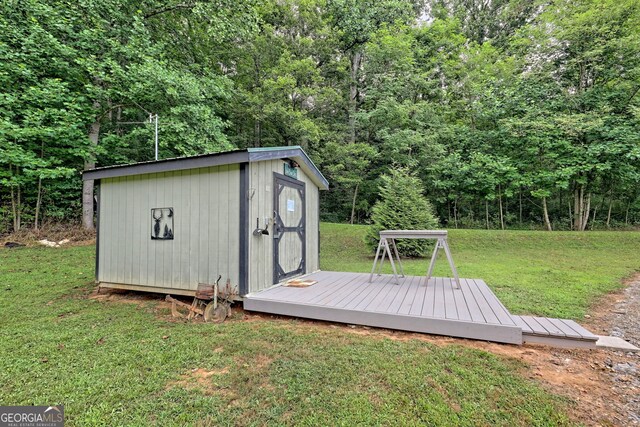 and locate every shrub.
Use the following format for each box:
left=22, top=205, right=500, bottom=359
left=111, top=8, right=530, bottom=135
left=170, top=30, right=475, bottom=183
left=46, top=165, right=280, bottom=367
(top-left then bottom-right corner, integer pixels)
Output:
left=365, top=167, right=439, bottom=257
